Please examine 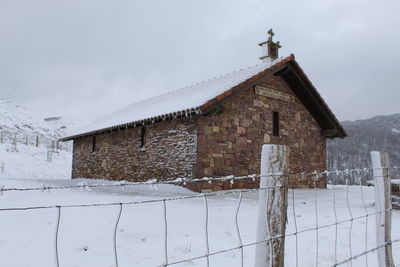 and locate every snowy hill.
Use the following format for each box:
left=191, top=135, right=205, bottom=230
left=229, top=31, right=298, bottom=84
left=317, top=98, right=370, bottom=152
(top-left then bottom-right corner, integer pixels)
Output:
left=0, top=98, right=79, bottom=142
left=0, top=98, right=78, bottom=179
